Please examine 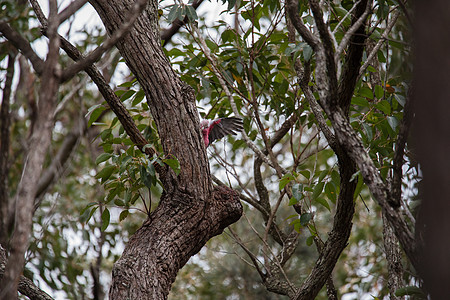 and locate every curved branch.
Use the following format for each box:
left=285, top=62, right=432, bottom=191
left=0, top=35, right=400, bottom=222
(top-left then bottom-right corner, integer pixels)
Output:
left=0, top=22, right=44, bottom=75
left=60, top=0, right=148, bottom=81
left=286, top=0, right=319, bottom=49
